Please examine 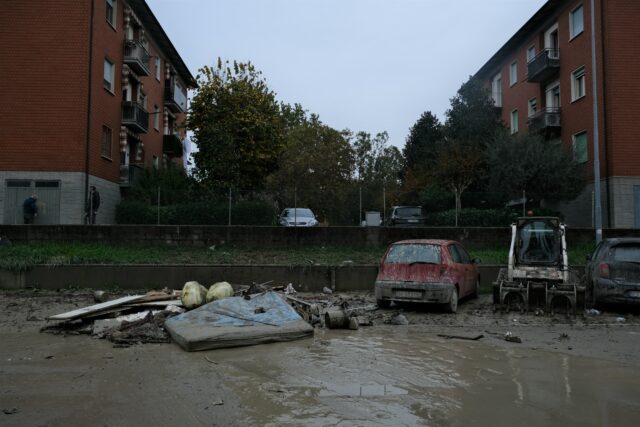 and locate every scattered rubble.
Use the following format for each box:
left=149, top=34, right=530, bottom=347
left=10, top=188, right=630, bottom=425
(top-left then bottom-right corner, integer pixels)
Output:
left=504, top=331, right=522, bottom=343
